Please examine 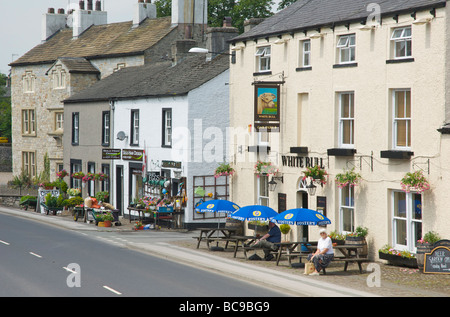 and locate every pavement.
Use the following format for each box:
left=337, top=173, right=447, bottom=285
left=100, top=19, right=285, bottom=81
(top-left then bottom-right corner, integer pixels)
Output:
left=1, top=205, right=449, bottom=297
